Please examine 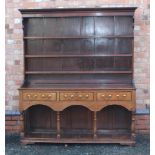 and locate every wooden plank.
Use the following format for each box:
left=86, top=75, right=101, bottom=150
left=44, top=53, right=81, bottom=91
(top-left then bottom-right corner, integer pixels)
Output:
left=23, top=36, right=134, bottom=39
left=25, top=71, right=133, bottom=74
left=21, top=136, right=135, bottom=145
left=25, top=54, right=133, bottom=58
left=19, top=7, right=137, bottom=14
